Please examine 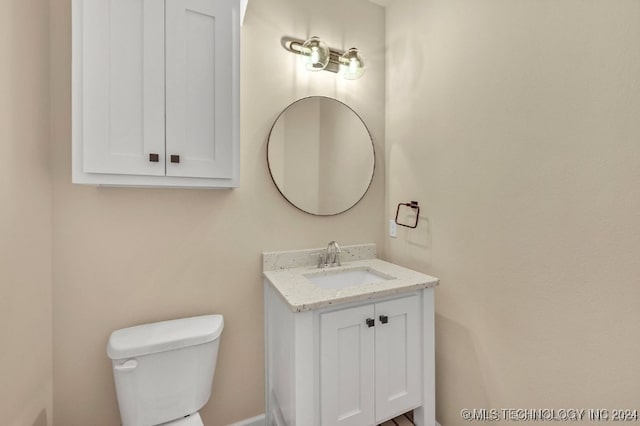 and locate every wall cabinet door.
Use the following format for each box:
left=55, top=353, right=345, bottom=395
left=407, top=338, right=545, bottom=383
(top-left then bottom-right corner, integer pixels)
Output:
left=374, top=295, right=422, bottom=423
left=166, top=0, right=237, bottom=179
left=79, top=0, right=165, bottom=176
left=319, top=295, right=421, bottom=426
left=320, top=304, right=376, bottom=426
